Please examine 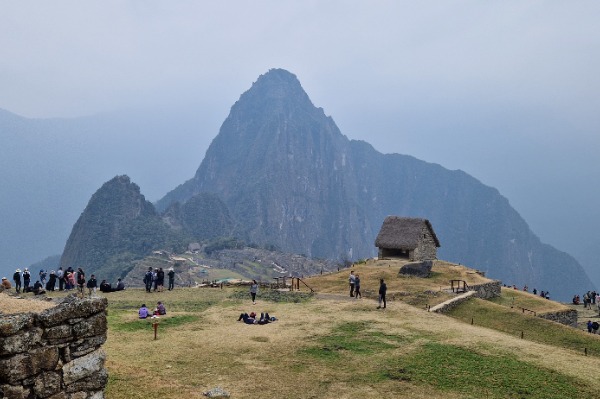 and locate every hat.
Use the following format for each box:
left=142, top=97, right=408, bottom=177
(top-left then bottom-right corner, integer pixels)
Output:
left=16, top=268, right=21, bottom=273
left=1, top=277, right=6, bottom=280
left=24, top=268, right=28, bottom=271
